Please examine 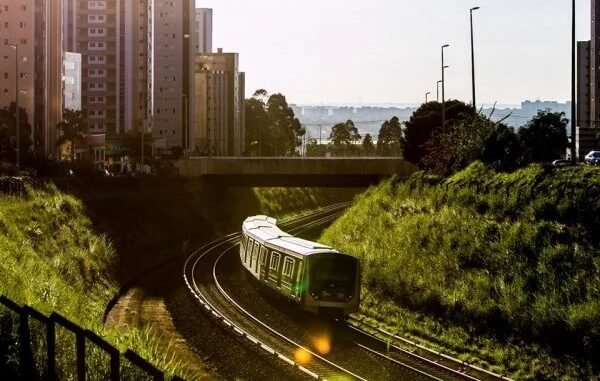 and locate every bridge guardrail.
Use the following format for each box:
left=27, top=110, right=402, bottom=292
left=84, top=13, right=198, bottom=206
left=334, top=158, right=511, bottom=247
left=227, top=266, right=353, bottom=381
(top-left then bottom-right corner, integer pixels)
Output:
left=0, top=295, right=182, bottom=381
